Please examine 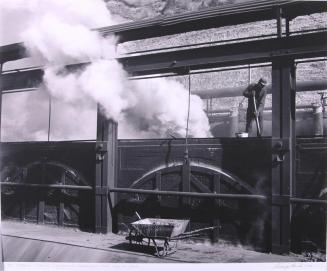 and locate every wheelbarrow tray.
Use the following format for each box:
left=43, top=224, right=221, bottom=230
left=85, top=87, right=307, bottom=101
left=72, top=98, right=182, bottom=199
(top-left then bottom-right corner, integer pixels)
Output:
left=131, top=218, right=189, bottom=239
